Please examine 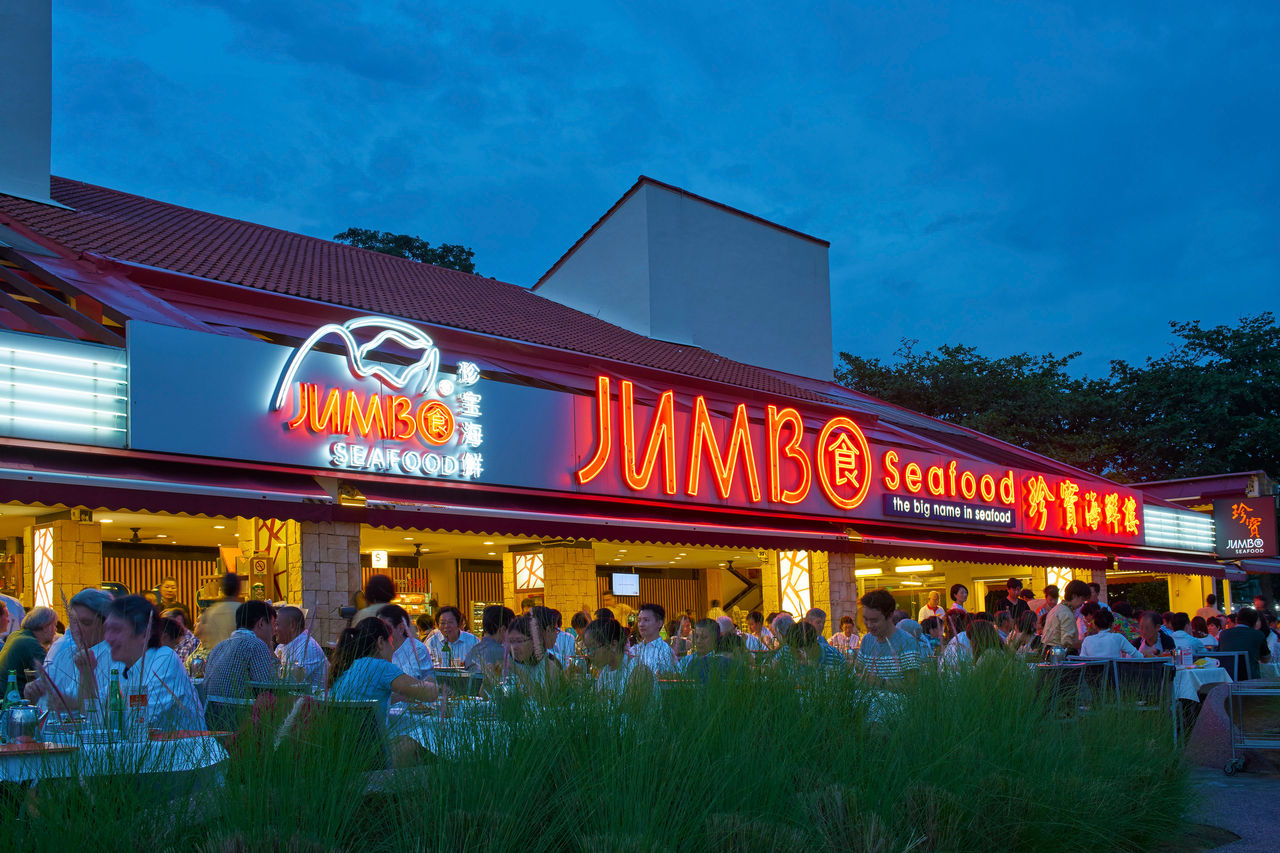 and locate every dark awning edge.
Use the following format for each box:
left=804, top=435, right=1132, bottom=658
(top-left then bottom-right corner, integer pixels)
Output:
left=855, top=534, right=1107, bottom=570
